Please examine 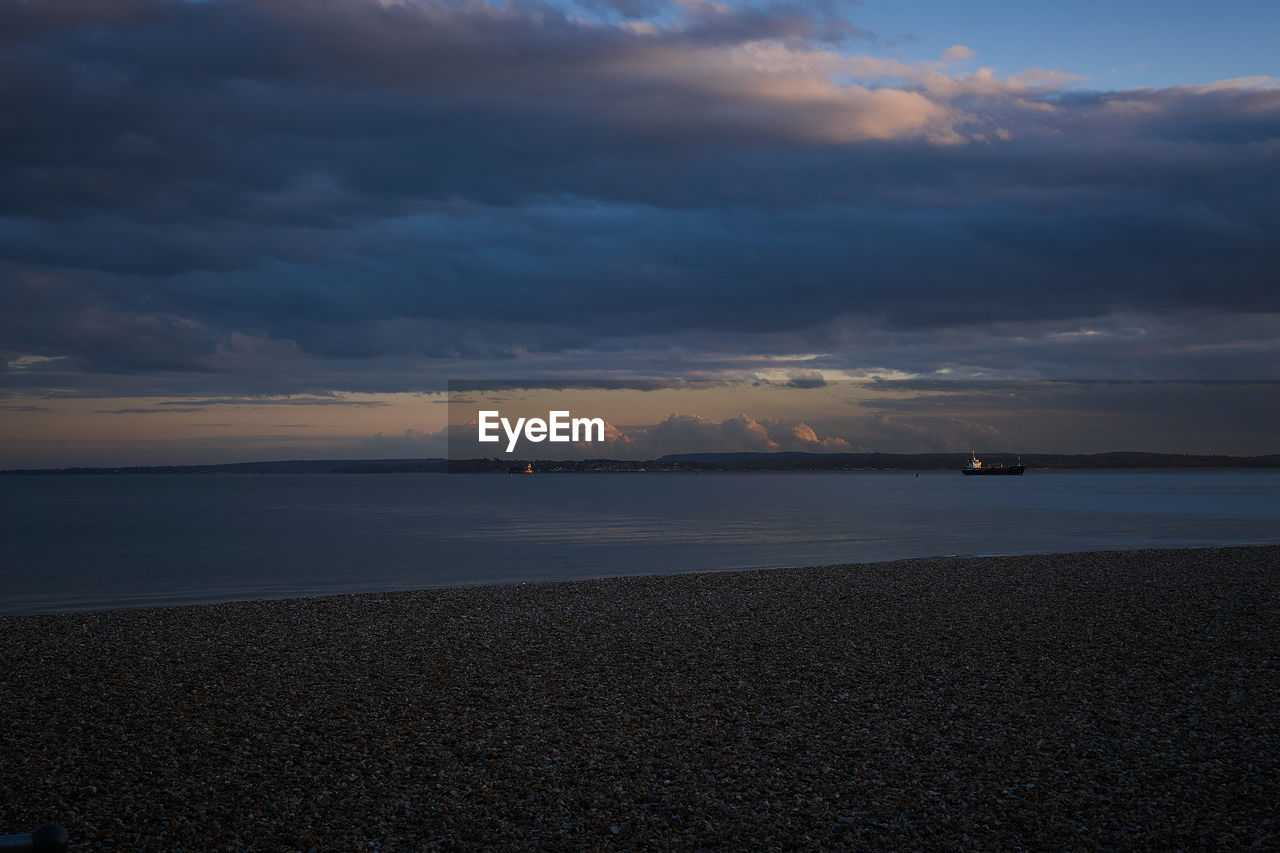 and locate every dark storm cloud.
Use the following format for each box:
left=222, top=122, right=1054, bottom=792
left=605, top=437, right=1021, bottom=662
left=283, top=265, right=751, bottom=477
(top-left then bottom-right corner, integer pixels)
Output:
left=157, top=396, right=391, bottom=407
left=670, top=0, right=875, bottom=45
left=859, top=379, right=1280, bottom=417
left=1, top=0, right=1278, bottom=393
left=573, top=0, right=662, bottom=20
left=447, top=378, right=723, bottom=392
left=784, top=371, right=827, bottom=388
left=93, top=406, right=208, bottom=414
